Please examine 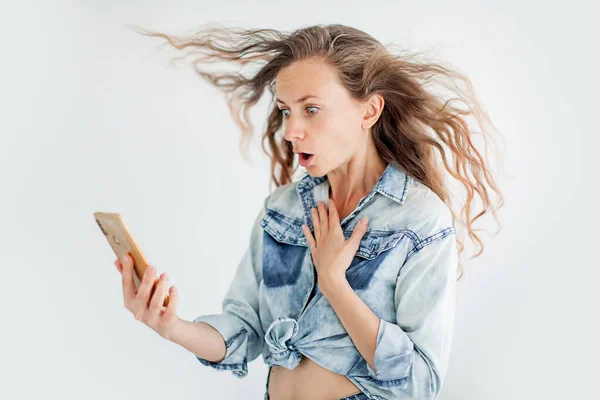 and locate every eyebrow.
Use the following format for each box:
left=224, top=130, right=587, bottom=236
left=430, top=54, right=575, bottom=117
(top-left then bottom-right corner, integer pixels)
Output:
left=275, top=95, right=322, bottom=105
